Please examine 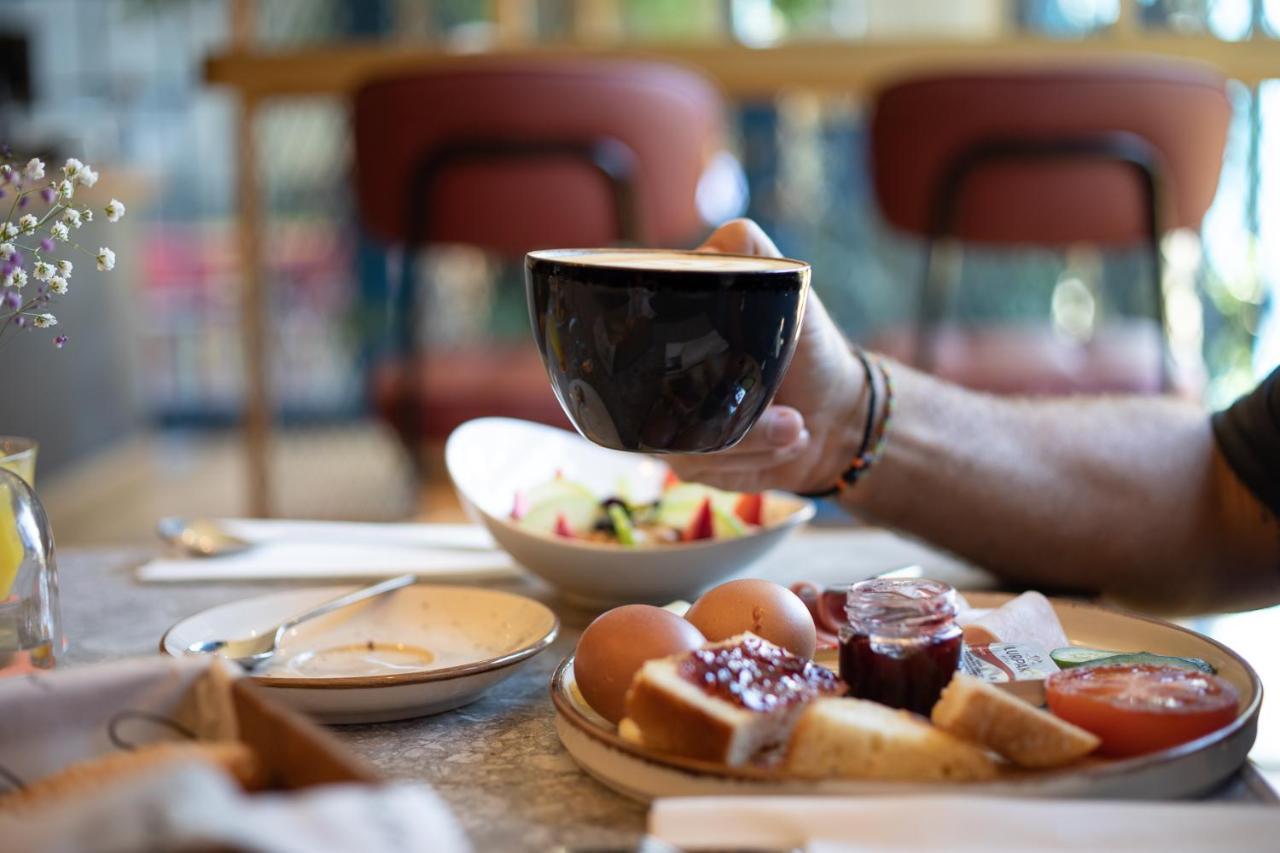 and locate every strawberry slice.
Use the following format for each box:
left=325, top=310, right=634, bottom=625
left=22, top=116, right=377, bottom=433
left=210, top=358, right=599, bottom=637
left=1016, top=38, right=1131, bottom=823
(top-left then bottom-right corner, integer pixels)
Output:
left=682, top=497, right=714, bottom=541
left=663, top=469, right=681, bottom=491
left=553, top=513, right=575, bottom=539
left=510, top=490, right=529, bottom=520
left=734, top=492, right=764, bottom=526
